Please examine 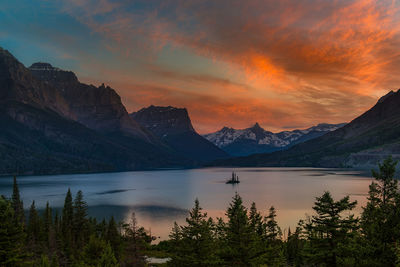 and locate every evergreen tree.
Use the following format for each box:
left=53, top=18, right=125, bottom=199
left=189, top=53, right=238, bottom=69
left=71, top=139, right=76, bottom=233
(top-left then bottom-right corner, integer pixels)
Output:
left=265, top=206, right=281, bottom=241
left=249, top=202, right=265, bottom=238
left=0, top=196, right=27, bottom=265
left=223, top=193, right=257, bottom=266
left=303, top=191, right=358, bottom=266
left=98, top=242, right=118, bottom=267
left=61, top=189, right=74, bottom=260
left=361, top=156, right=400, bottom=265
left=43, top=202, right=52, bottom=245
left=106, top=216, right=121, bottom=260
left=82, top=235, right=107, bottom=266
left=11, top=176, right=24, bottom=225
left=73, top=190, right=88, bottom=250
left=264, top=206, right=284, bottom=266
left=285, top=226, right=305, bottom=266
left=123, top=212, right=149, bottom=266
left=169, top=199, right=220, bottom=266
left=27, top=200, right=41, bottom=244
